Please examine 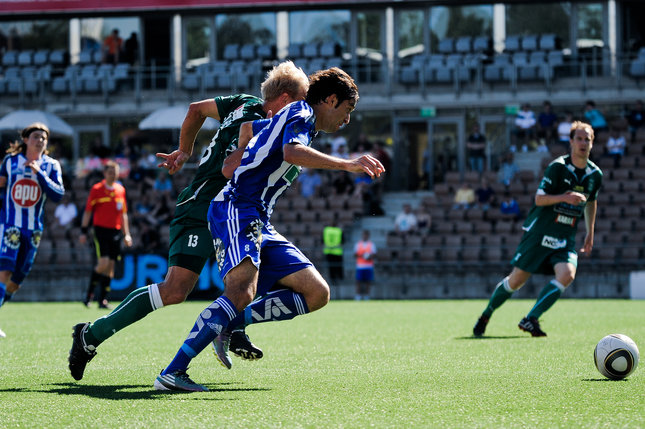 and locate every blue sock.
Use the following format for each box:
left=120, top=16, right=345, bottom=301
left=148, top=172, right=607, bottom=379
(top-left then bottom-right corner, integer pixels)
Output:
left=0, top=282, right=5, bottom=308
left=227, top=289, right=309, bottom=331
left=162, top=296, right=238, bottom=375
